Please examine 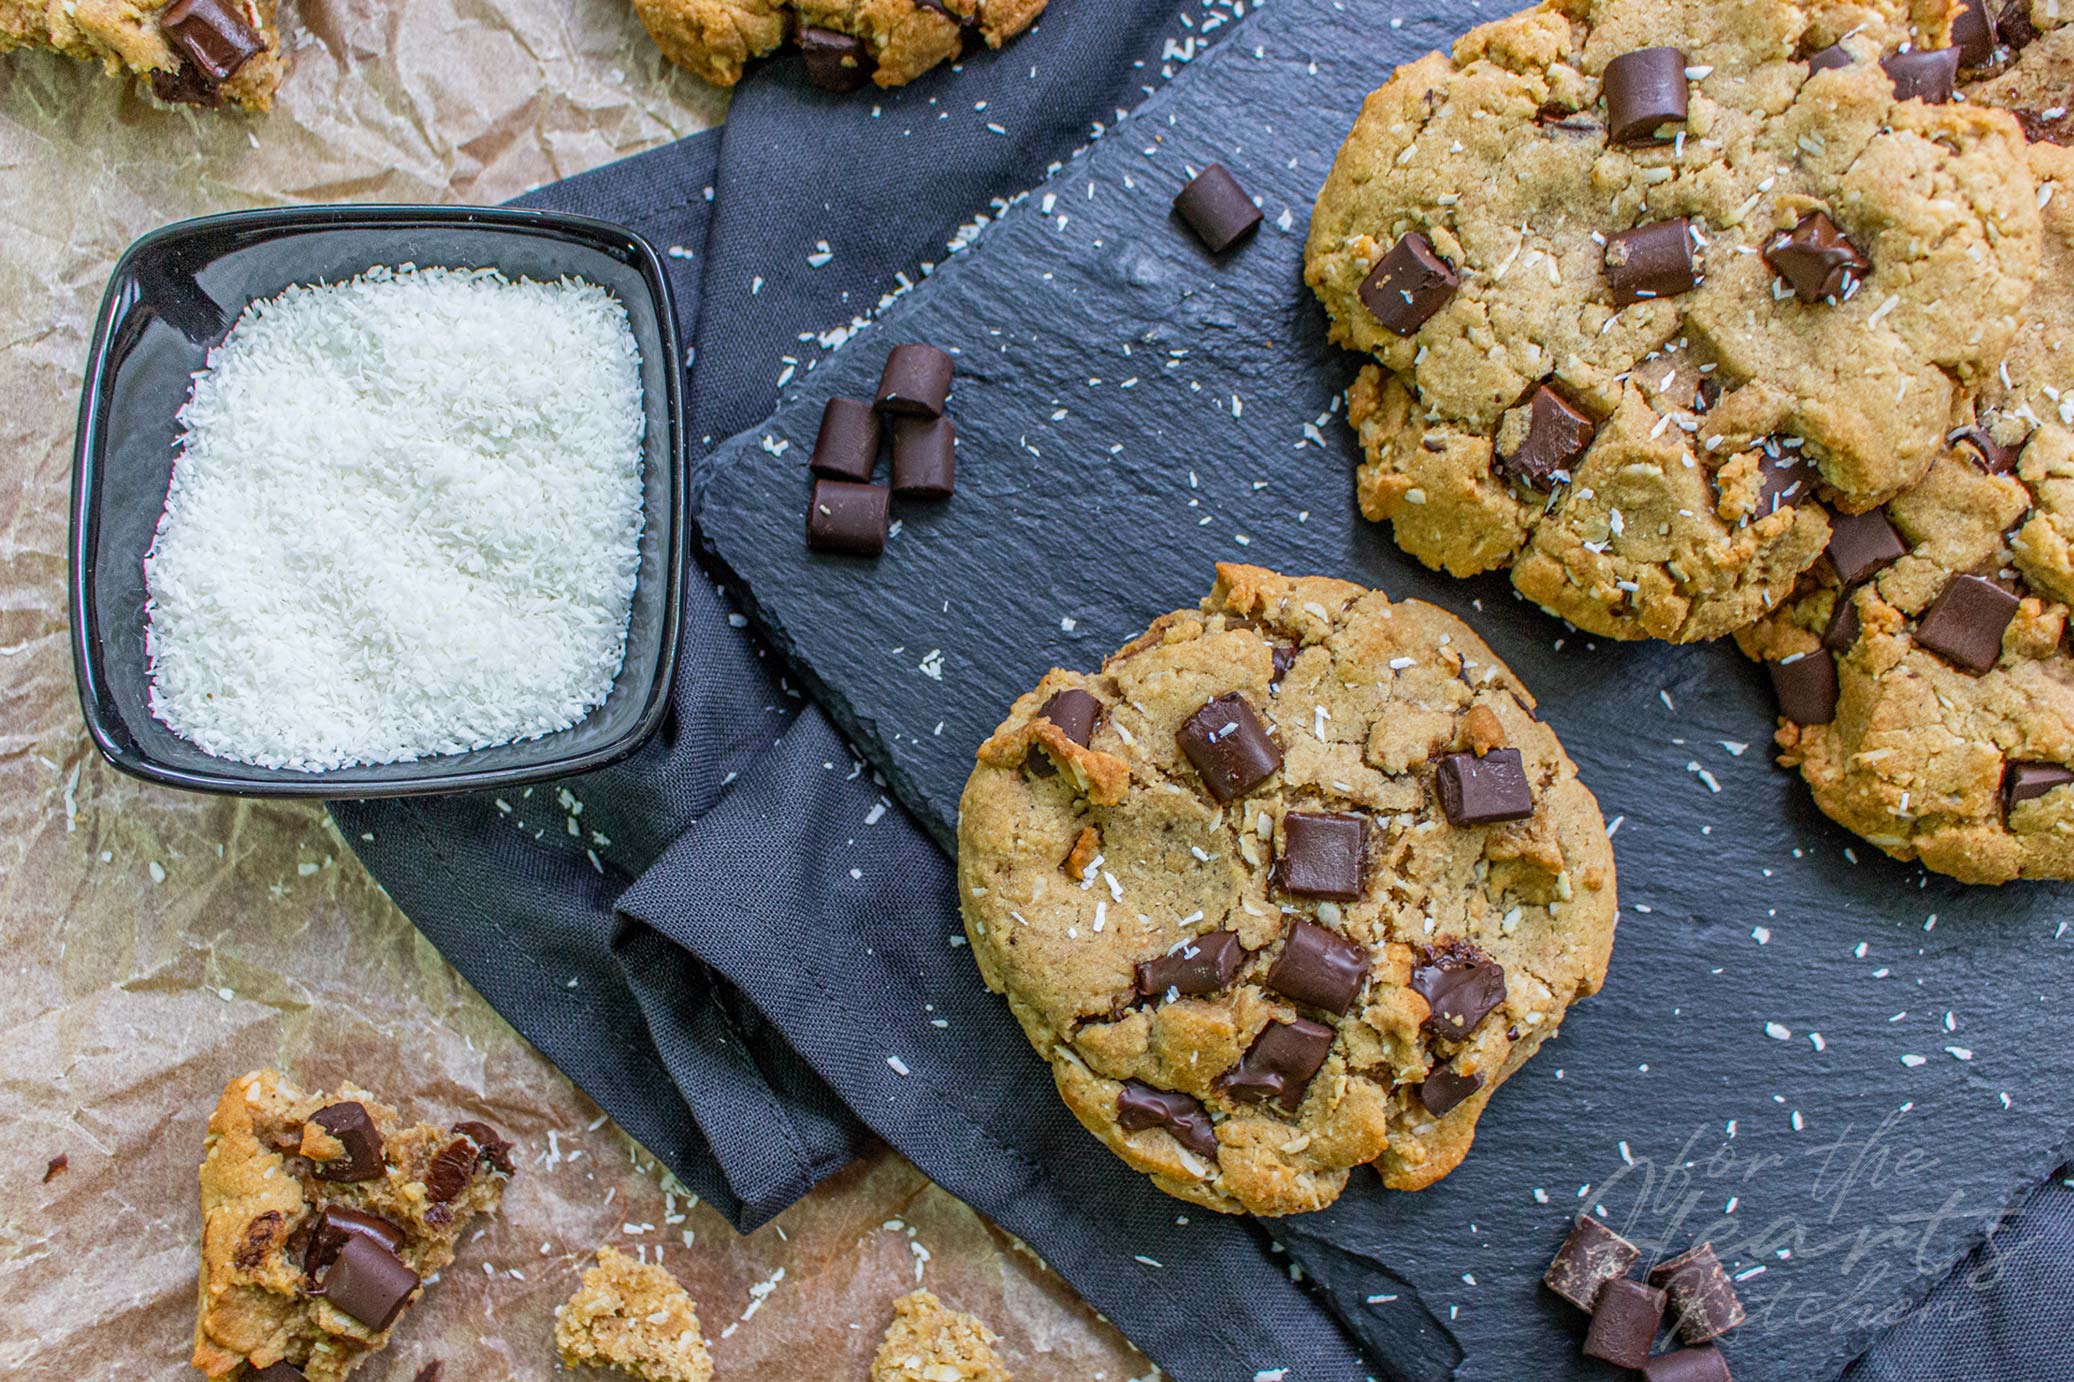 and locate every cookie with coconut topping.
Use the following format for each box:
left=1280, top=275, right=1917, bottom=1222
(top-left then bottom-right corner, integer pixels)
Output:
left=956, top=565, right=1618, bottom=1216
left=627, top=0, right=1046, bottom=90
left=1306, top=0, right=2041, bottom=643
left=1732, top=23, right=2074, bottom=883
